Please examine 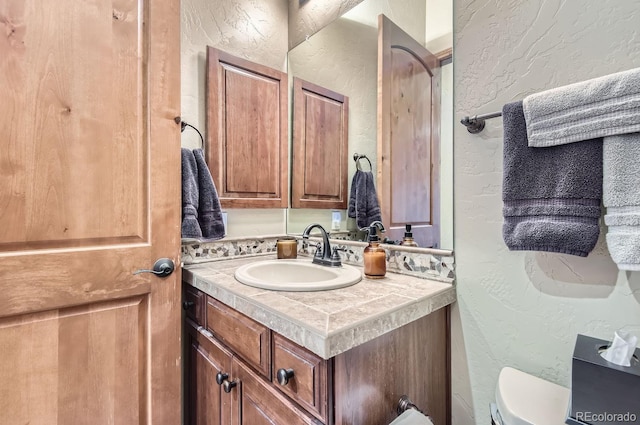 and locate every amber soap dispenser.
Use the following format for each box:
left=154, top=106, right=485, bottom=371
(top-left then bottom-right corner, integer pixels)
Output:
left=400, top=224, right=418, bottom=247
left=363, top=222, right=386, bottom=279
